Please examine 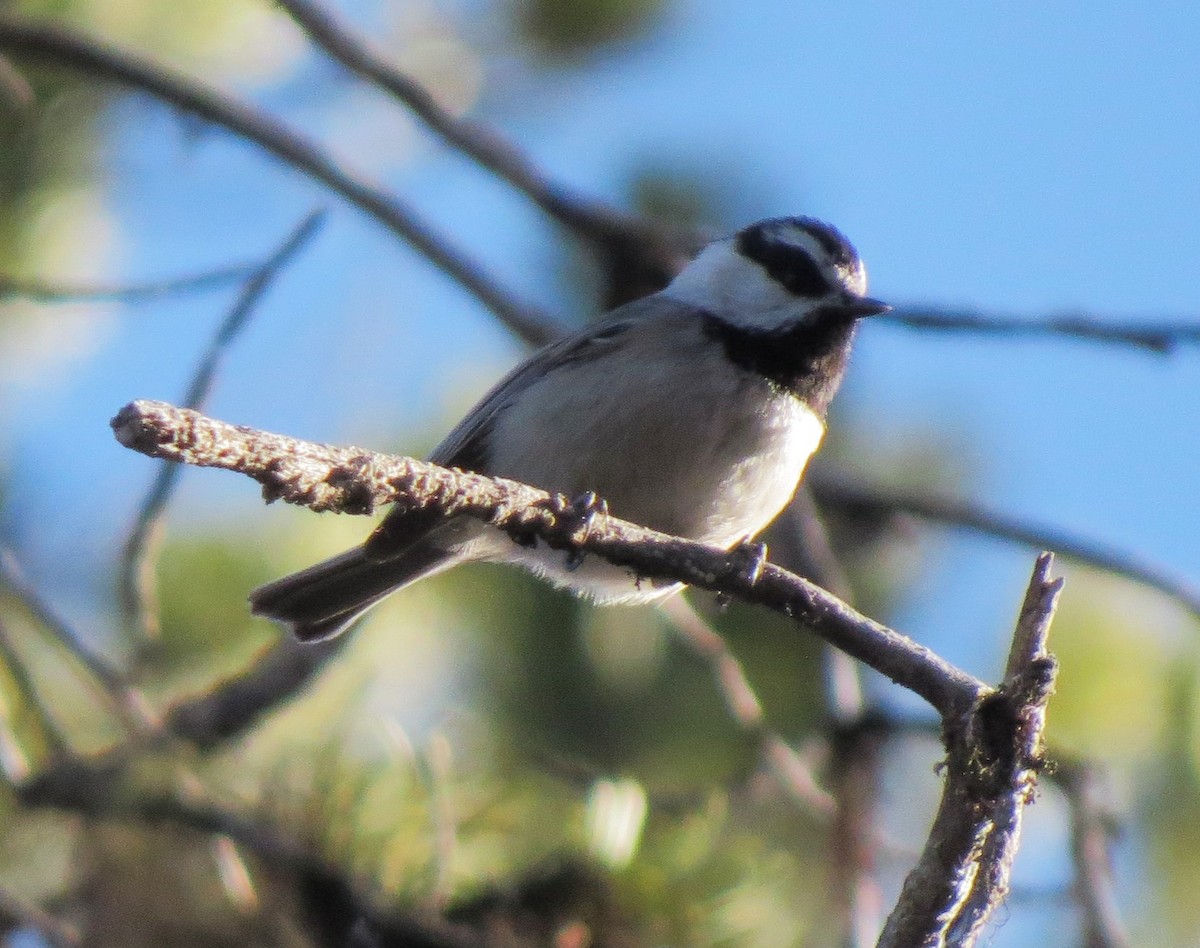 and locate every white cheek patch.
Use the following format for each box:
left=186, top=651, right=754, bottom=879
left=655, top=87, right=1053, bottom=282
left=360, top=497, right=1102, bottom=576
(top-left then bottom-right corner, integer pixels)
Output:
left=663, top=245, right=801, bottom=331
